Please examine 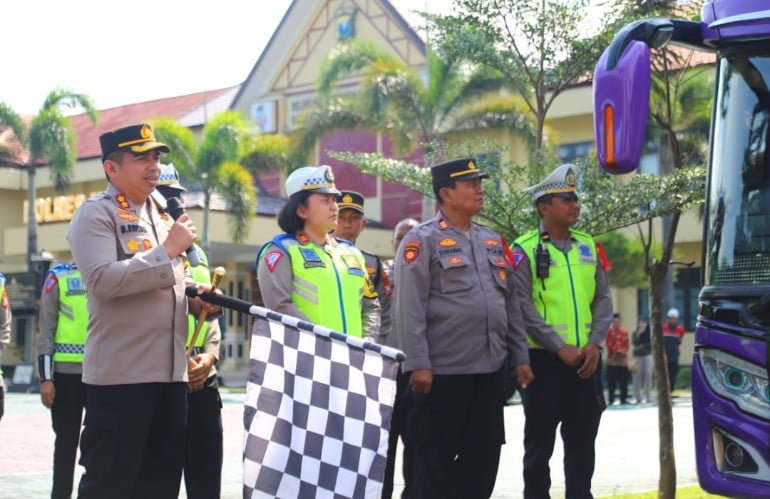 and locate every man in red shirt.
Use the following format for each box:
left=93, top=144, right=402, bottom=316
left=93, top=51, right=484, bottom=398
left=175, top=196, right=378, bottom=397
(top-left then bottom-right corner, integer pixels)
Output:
left=605, top=313, right=630, bottom=405
left=663, top=308, right=686, bottom=392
